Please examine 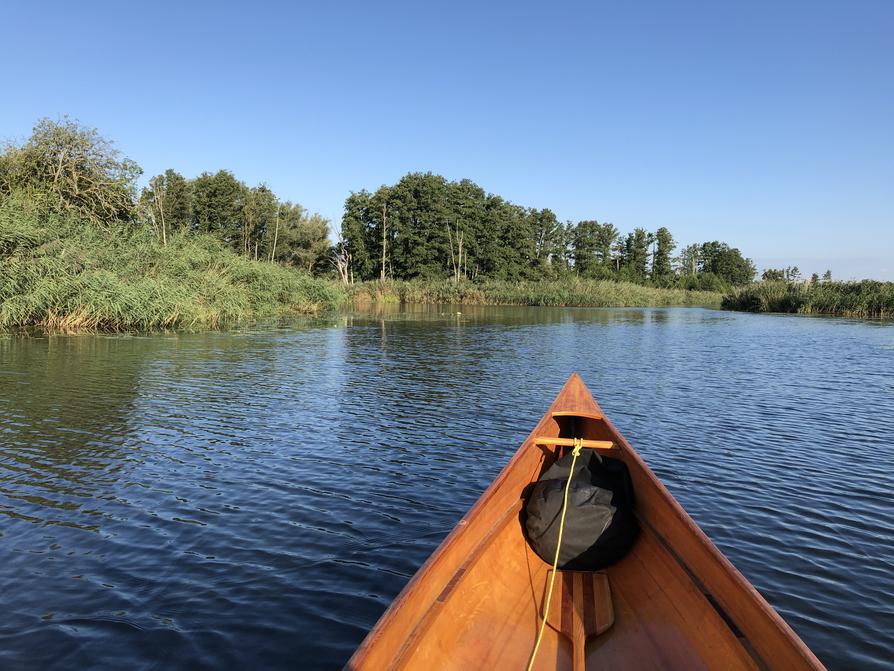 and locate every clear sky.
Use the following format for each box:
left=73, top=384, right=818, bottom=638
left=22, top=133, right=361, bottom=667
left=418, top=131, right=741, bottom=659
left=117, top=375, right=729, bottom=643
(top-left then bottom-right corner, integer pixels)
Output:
left=4, top=1, right=892, bottom=279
